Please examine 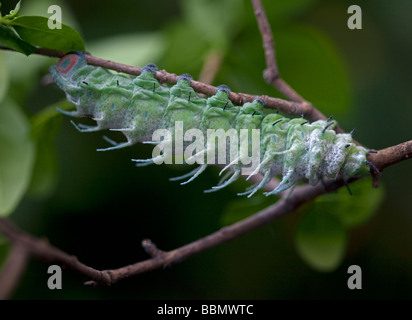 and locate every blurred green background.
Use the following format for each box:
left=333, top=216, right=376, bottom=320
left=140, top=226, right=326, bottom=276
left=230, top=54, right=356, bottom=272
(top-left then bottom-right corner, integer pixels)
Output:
left=0, top=0, right=411, bottom=299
